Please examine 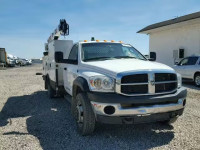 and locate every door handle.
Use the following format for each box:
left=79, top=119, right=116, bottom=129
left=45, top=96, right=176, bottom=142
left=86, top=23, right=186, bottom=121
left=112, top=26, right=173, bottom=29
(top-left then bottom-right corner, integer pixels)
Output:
left=64, top=68, right=67, bottom=70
